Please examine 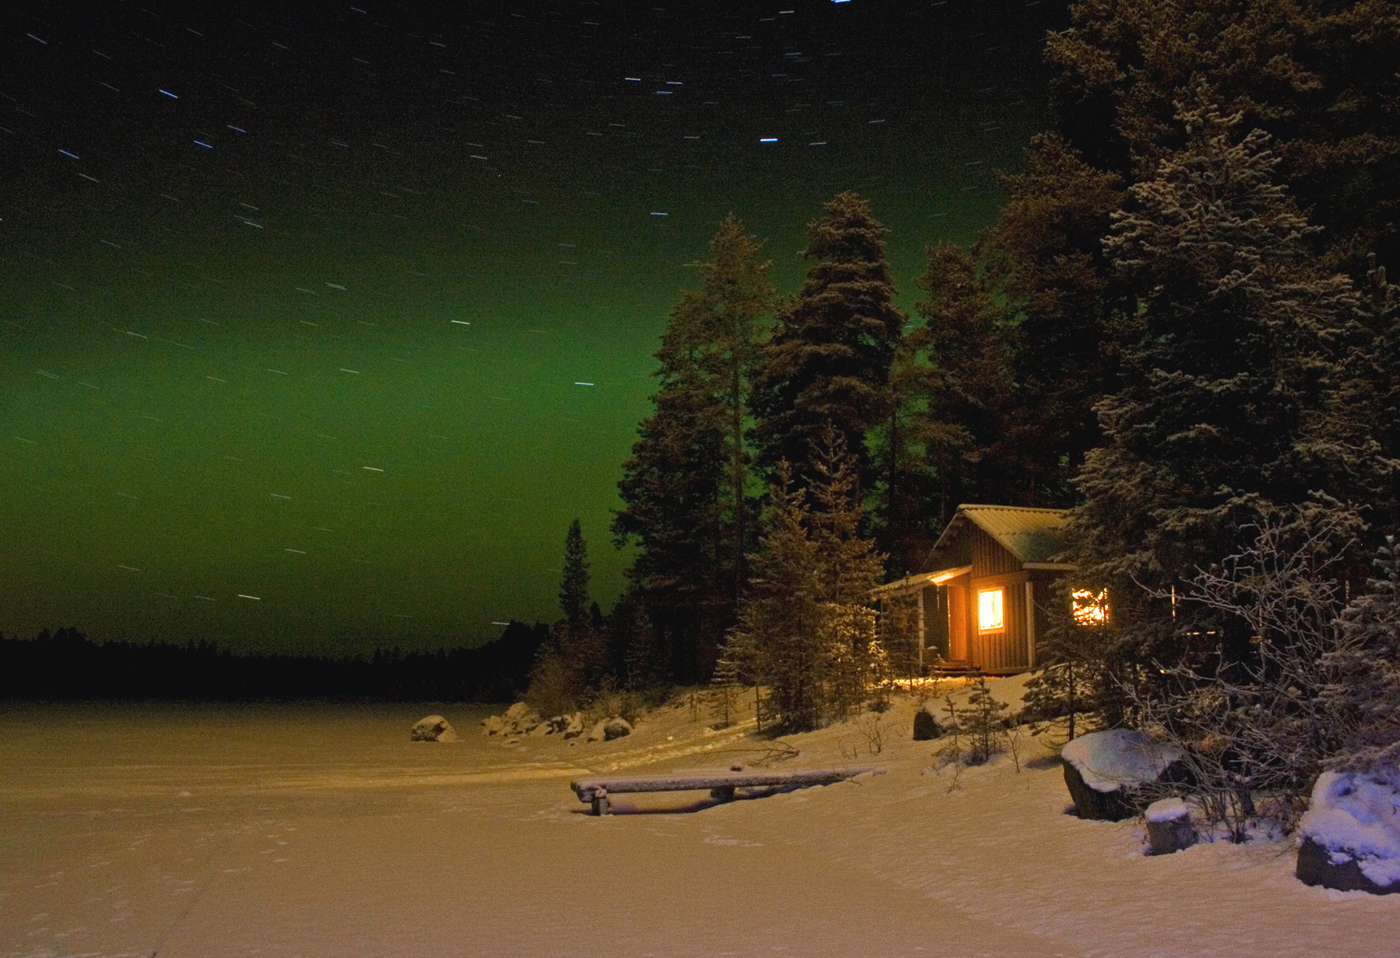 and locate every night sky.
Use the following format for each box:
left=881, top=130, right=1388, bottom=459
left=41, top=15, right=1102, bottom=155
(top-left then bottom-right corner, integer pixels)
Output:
left=2, top=1, right=1063, bottom=654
